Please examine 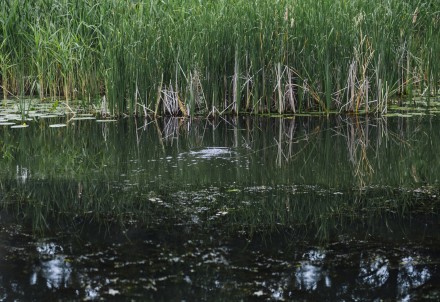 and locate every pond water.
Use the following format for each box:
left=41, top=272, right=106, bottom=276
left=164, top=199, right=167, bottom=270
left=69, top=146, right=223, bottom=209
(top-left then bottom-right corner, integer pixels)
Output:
left=0, top=115, right=439, bottom=301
